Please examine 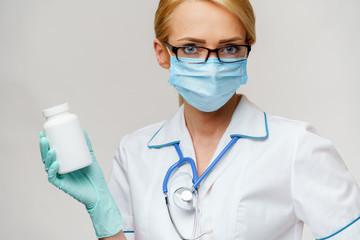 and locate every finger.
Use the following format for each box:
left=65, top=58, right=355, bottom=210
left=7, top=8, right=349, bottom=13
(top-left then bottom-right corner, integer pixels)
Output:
left=39, top=137, right=49, bottom=163
left=45, top=149, right=56, bottom=172
left=48, top=160, right=61, bottom=188
left=83, top=130, right=94, bottom=153
left=39, top=131, right=45, bottom=138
